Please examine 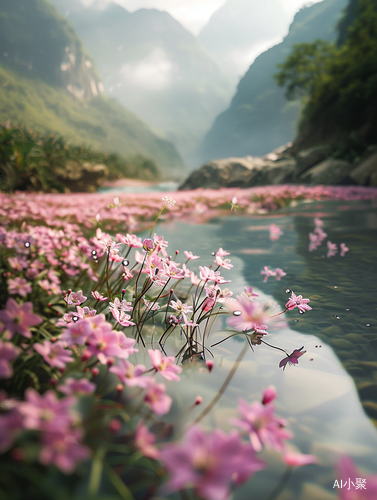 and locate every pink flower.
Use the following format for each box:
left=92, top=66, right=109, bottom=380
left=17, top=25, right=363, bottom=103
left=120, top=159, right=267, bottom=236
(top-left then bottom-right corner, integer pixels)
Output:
left=215, top=255, right=233, bottom=269
left=260, top=266, right=275, bottom=282
left=8, top=277, right=32, bottom=297
left=262, top=386, right=277, bottom=405
left=283, top=452, right=317, bottom=467
left=340, top=243, right=349, bottom=257
left=0, top=299, right=42, bottom=339
left=285, top=291, right=312, bottom=313
left=279, top=346, right=306, bottom=370
left=110, top=307, right=135, bottom=327
left=135, top=421, right=160, bottom=460
left=64, top=290, right=87, bottom=306
left=86, top=329, right=133, bottom=364
left=148, top=349, right=182, bottom=381
left=274, top=268, right=287, bottom=280
left=0, top=406, right=23, bottom=453
left=39, top=430, right=89, bottom=474
left=116, top=233, right=143, bottom=248
left=216, top=248, right=230, bottom=257
left=19, top=388, right=77, bottom=432
left=34, top=340, right=74, bottom=369
left=58, top=378, right=96, bottom=396
left=233, top=399, right=292, bottom=452
left=327, top=240, right=338, bottom=258
left=144, top=379, right=172, bottom=416
left=184, top=250, right=199, bottom=260
left=160, top=426, right=264, bottom=500
left=0, top=341, right=21, bottom=378
left=110, top=359, right=147, bottom=387
left=226, top=294, right=270, bottom=332
left=91, top=291, right=108, bottom=301
left=243, top=286, right=259, bottom=299
left=61, top=318, right=93, bottom=346
left=169, top=300, right=193, bottom=315
left=269, top=224, right=283, bottom=241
